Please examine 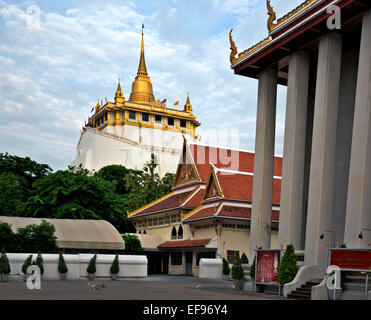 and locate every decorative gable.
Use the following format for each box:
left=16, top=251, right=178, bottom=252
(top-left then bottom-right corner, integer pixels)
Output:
left=174, top=164, right=199, bottom=187
left=204, top=169, right=223, bottom=200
